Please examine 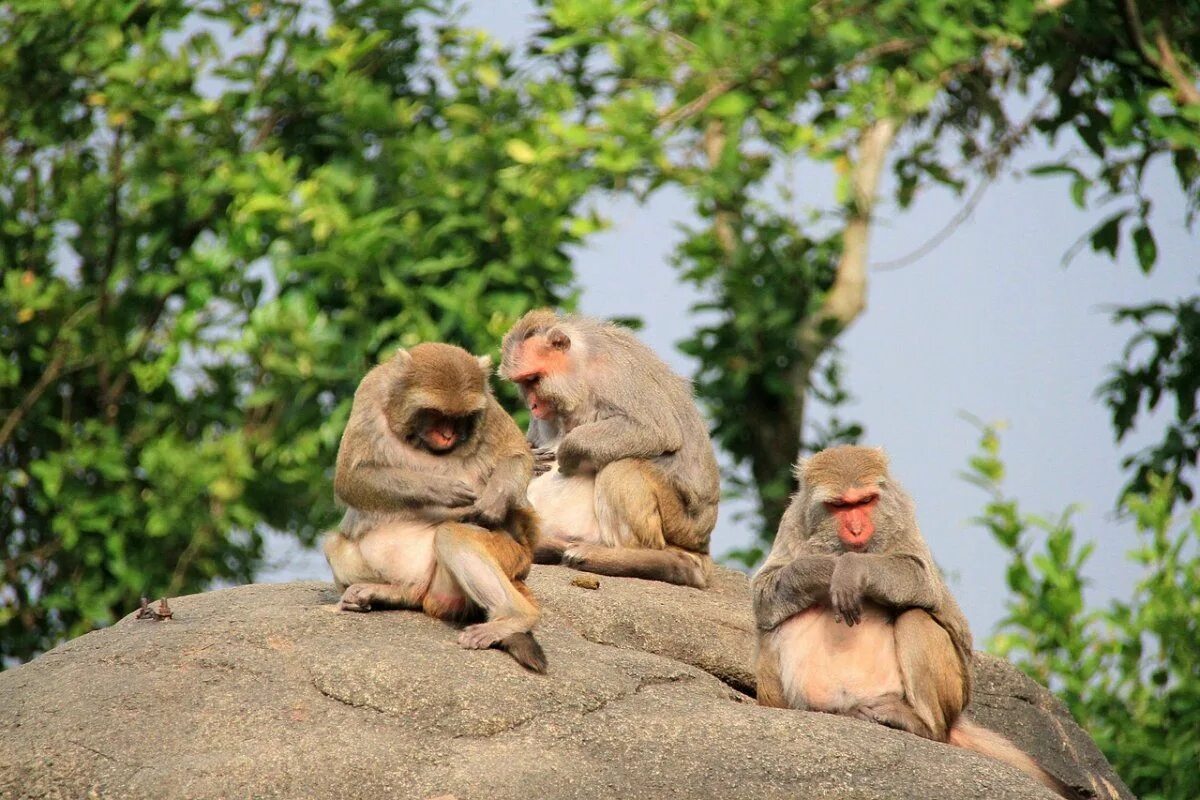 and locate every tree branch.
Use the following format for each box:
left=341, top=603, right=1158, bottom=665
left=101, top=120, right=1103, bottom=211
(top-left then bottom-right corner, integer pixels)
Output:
left=796, top=118, right=896, bottom=361
left=1153, top=28, right=1200, bottom=106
